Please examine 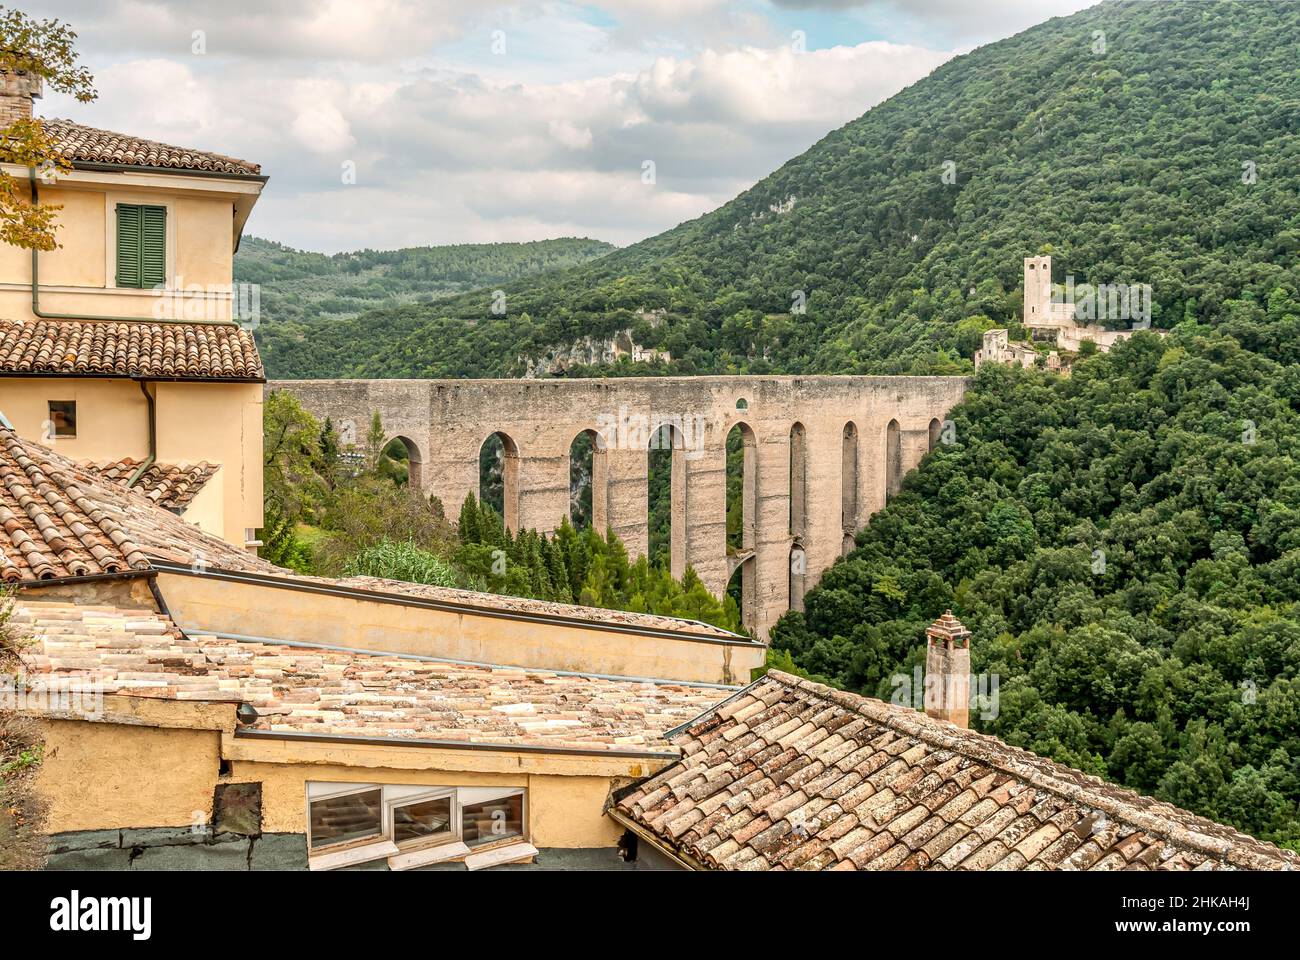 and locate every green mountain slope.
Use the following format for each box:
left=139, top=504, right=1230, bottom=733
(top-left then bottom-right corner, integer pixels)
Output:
left=773, top=325, right=1300, bottom=847
left=238, top=236, right=614, bottom=376
left=260, top=0, right=1300, bottom=380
